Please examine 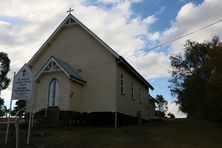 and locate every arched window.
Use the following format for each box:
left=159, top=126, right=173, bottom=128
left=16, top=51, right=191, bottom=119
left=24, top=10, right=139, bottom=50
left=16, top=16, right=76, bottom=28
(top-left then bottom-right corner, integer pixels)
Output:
left=48, top=78, right=59, bottom=107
